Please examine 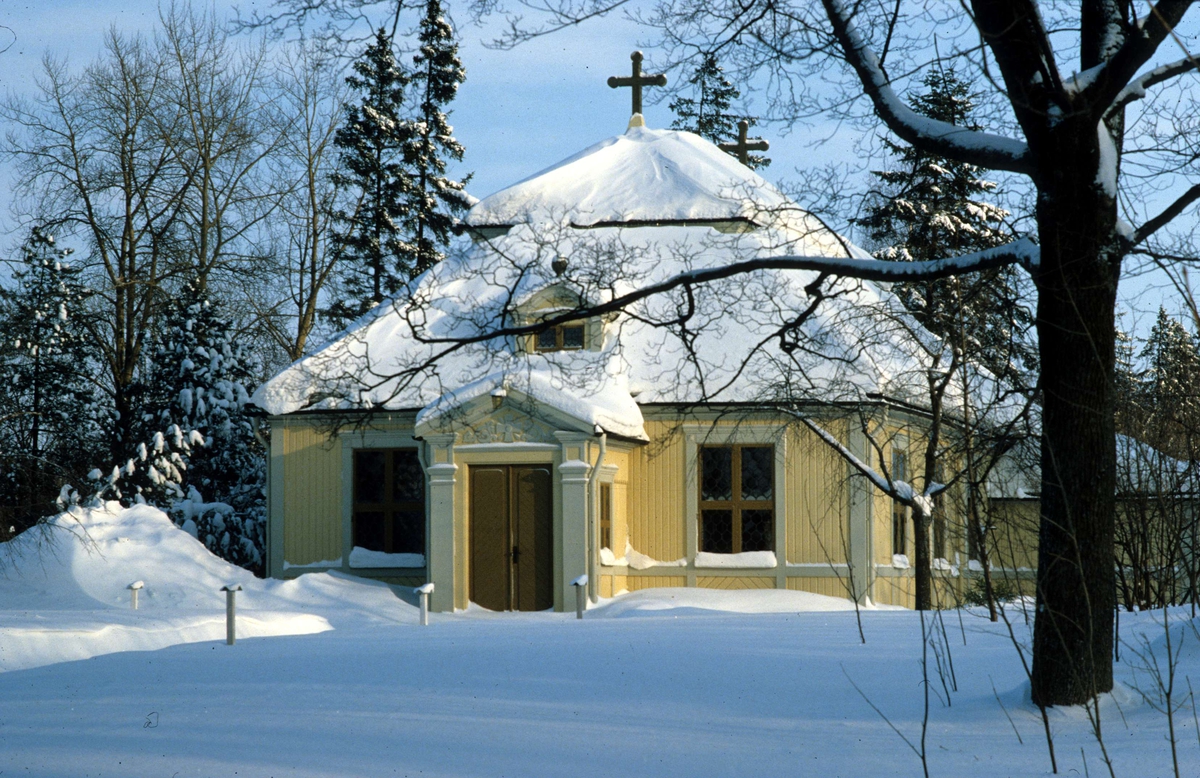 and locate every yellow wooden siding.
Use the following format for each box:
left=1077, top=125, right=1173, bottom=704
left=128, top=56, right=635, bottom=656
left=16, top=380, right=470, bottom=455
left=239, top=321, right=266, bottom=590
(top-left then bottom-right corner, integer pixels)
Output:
left=696, top=576, right=775, bottom=590
left=605, top=449, right=631, bottom=555
left=626, top=420, right=687, bottom=560
left=786, top=577, right=855, bottom=599
left=600, top=574, right=629, bottom=597
left=788, top=423, right=850, bottom=565
left=873, top=575, right=915, bottom=607
left=625, top=575, right=686, bottom=590
left=989, top=499, right=1039, bottom=570
left=282, top=423, right=343, bottom=565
